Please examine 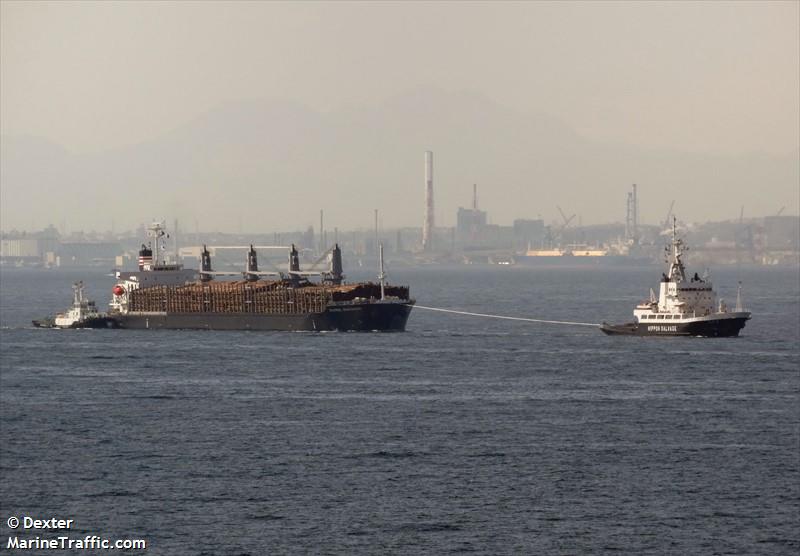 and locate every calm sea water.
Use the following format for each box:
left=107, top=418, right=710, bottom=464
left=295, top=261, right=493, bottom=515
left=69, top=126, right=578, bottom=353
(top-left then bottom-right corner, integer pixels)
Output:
left=1, top=265, right=798, bottom=555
